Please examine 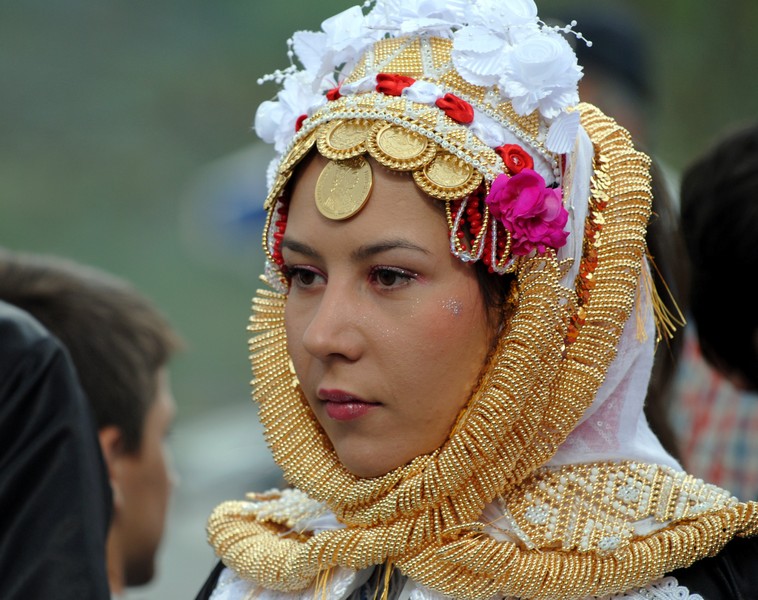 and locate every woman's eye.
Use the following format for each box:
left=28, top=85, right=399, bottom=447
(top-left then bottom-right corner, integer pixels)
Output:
left=370, top=267, right=415, bottom=289
left=287, top=266, right=324, bottom=288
